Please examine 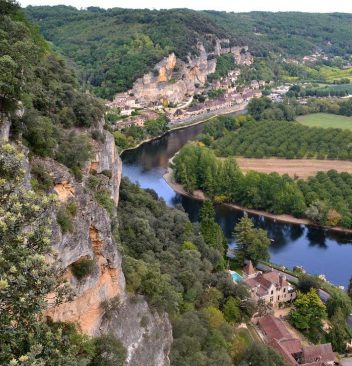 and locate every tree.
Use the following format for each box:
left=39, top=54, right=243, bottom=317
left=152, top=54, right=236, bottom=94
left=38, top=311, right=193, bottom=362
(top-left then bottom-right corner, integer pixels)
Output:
left=348, top=276, right=352, bottom=300
left=328, top=308, right=349, bottom=353
left=289, top=289, right=327, bottom=342
left=233, top=215, right=270, bottom=266
left=199, top=200, right=227, bottom=257
left=238, top=343, right=289, bottom=366
left=223, top=297, right=241, bottom=323
left=90, top=335, right=126, bottom=366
